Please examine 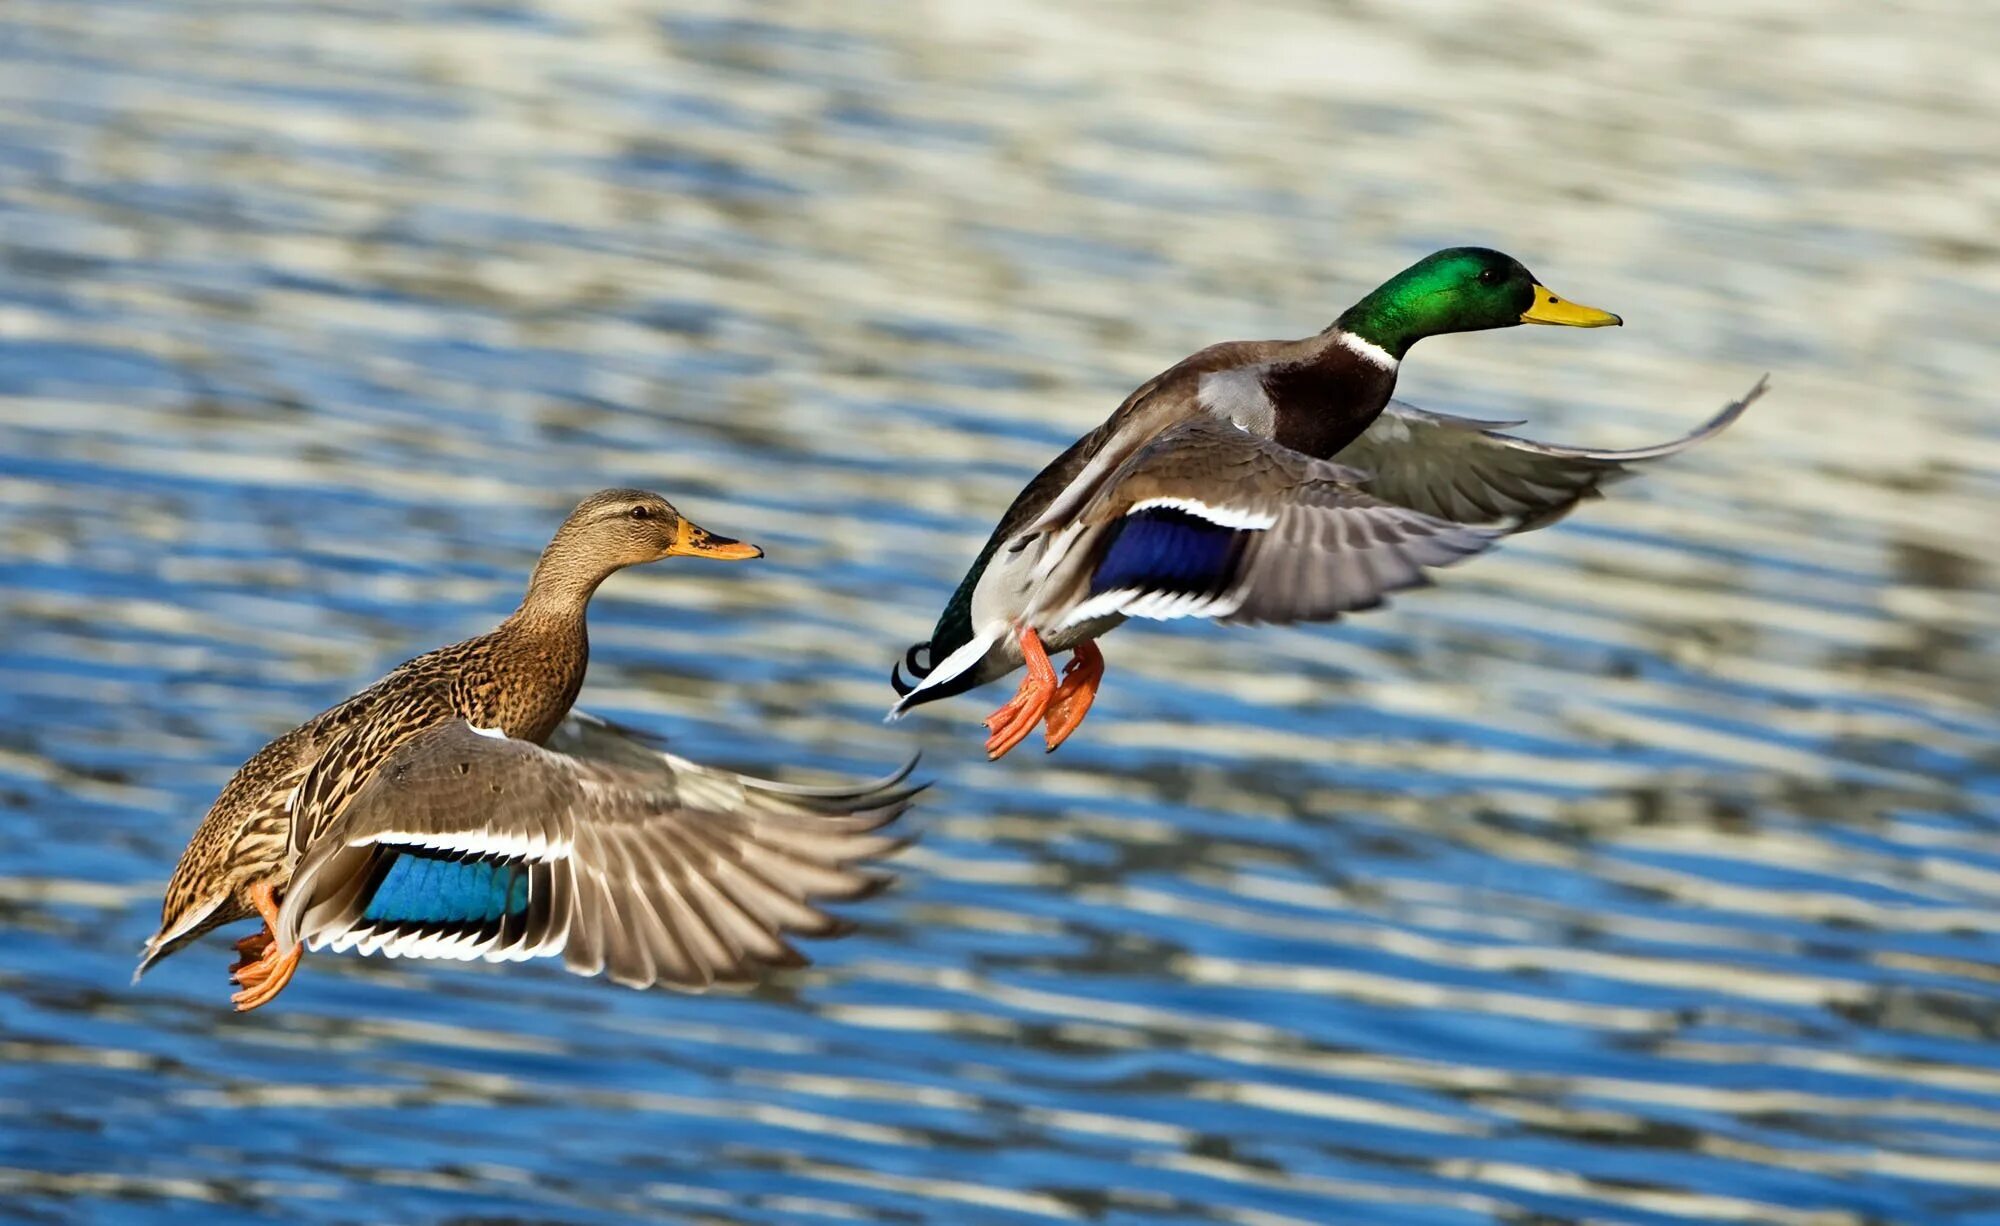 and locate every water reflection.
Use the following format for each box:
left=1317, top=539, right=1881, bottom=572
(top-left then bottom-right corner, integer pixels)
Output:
left=2, top=0, right=1997, bottom=1222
